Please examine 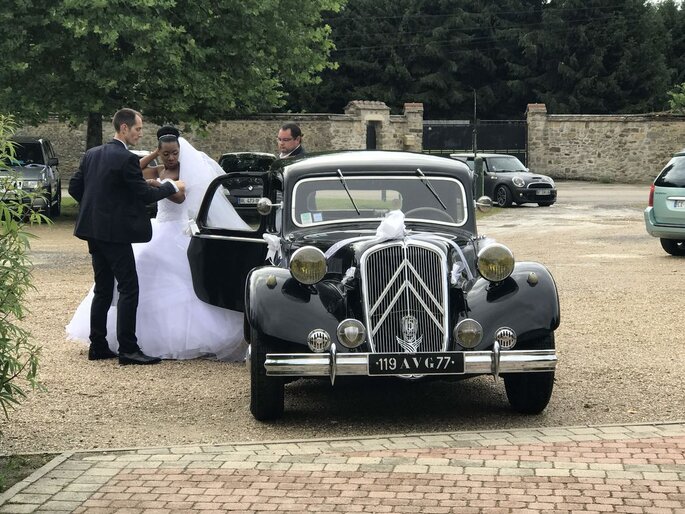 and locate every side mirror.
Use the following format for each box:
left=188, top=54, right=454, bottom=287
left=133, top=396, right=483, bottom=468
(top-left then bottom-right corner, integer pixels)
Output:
left=476, top=196, right=493, bottom=212
left=256, top=198, right=283, bottom=216
left=48, top=157, right=58, bottom=166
